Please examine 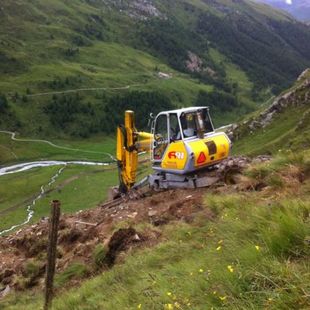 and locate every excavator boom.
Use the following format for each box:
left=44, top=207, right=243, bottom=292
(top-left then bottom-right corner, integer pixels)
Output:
left=116, top=110, right=153, bottom=193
